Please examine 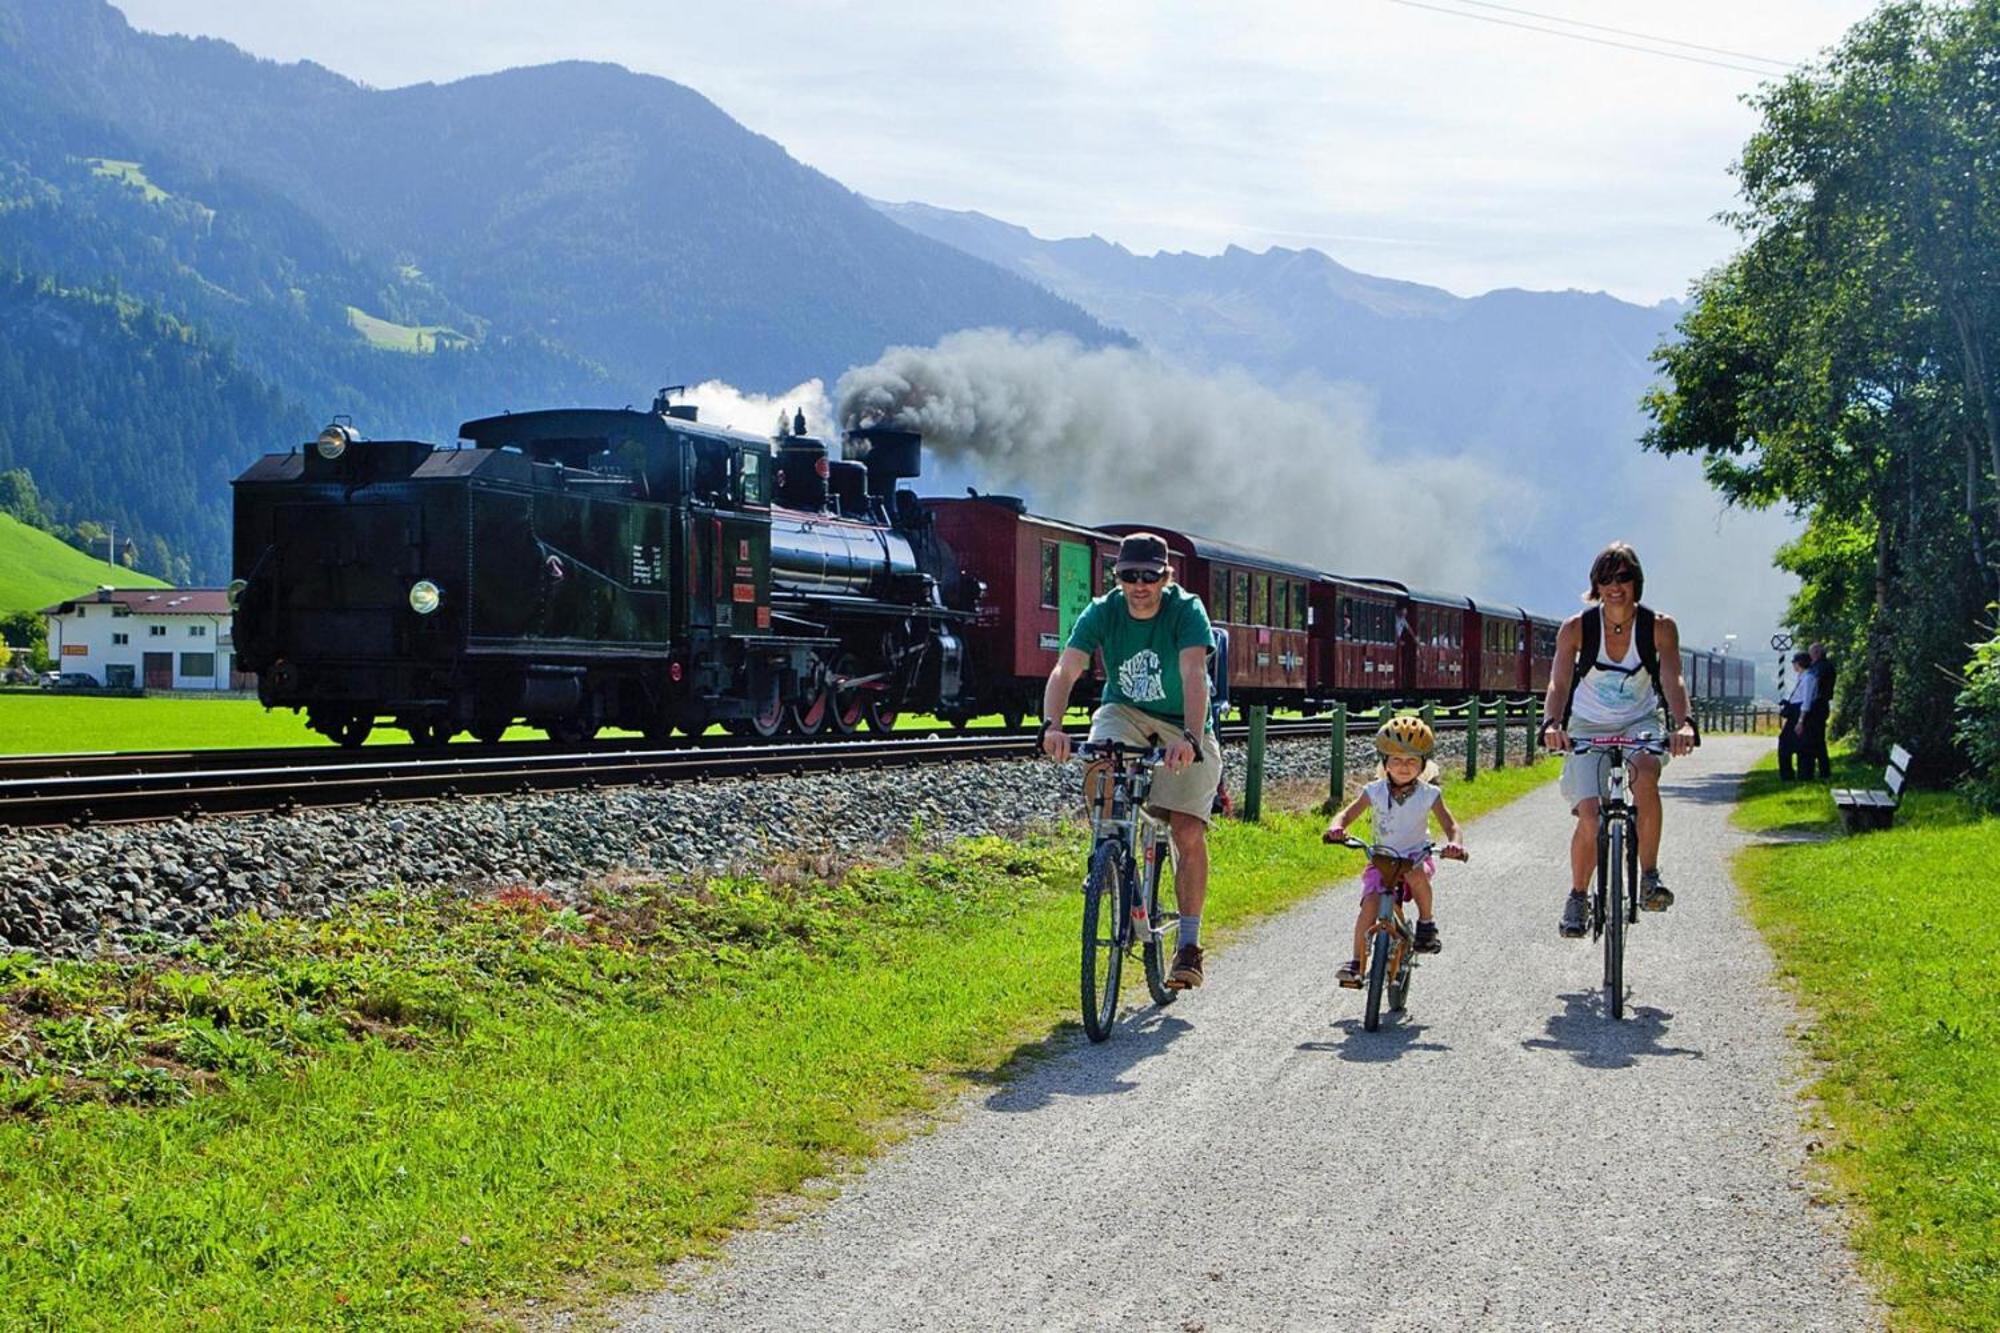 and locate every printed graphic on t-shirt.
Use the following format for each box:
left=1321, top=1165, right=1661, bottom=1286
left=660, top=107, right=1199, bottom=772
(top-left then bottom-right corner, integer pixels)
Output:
left=1117, top=648, right=1168, bottom=704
